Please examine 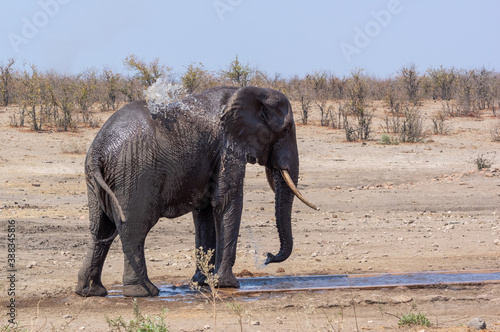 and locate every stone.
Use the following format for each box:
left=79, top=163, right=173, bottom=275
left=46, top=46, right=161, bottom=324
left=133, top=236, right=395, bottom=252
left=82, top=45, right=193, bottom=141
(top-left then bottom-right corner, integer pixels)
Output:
left=467, top=317, right=486, bottom=330
left=390, top=295, right=413, bottom=304
left=423, top=295, right=449, bottom=302
left=251, top=320, right=260, bottom=326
